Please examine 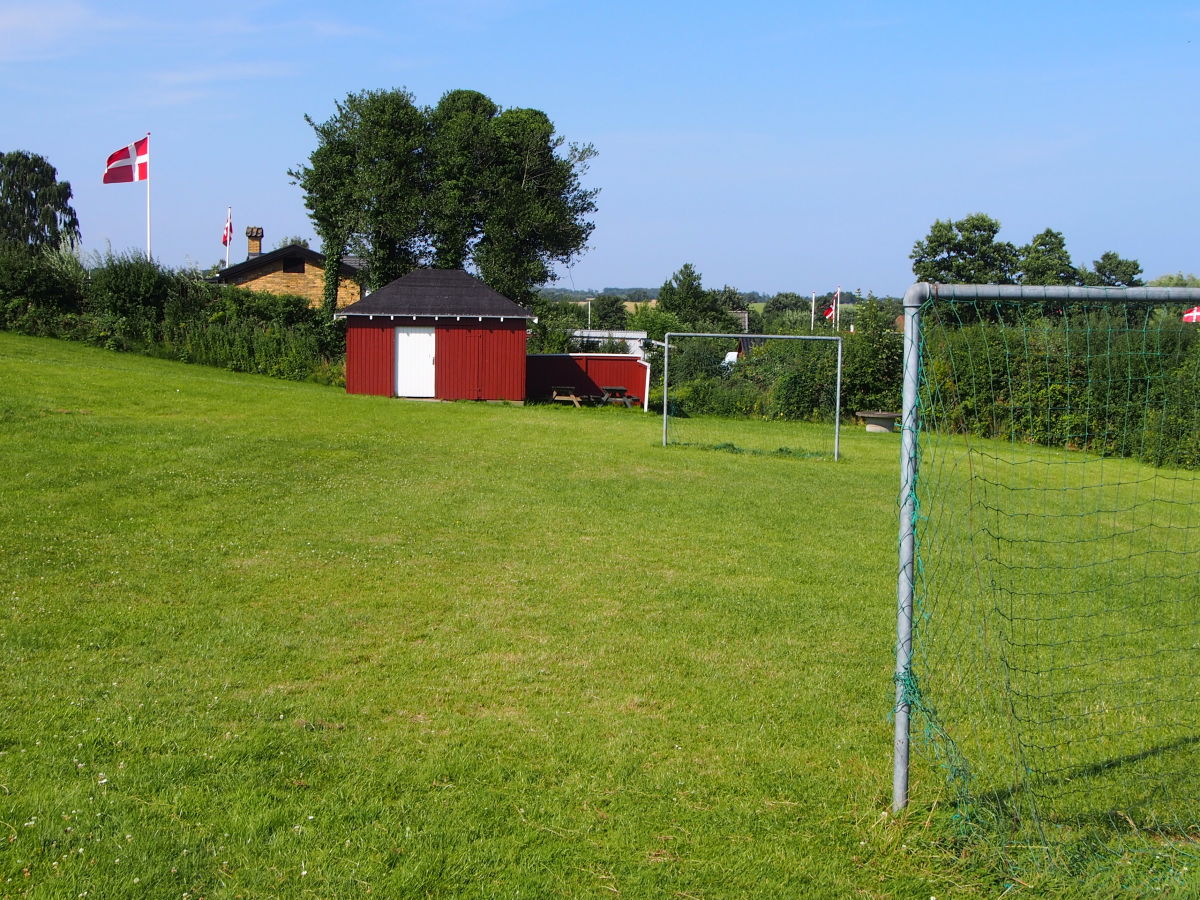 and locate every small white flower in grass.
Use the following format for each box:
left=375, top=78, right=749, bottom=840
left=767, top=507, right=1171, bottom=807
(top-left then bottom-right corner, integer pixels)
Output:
left=97, top=774, right=107, bottom=785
